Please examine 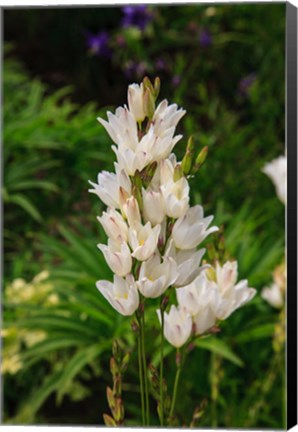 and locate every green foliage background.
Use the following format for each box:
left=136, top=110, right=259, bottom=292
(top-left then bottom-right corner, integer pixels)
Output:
left=3, top=3, right=285, bottom=428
